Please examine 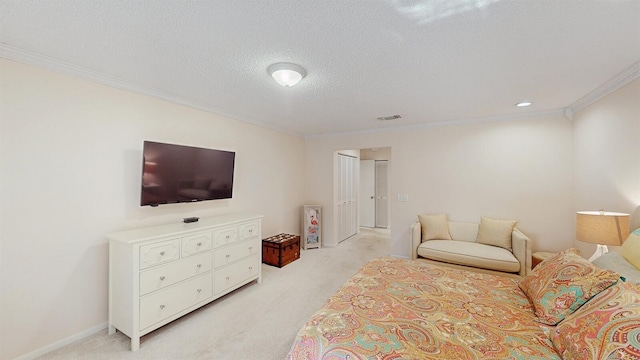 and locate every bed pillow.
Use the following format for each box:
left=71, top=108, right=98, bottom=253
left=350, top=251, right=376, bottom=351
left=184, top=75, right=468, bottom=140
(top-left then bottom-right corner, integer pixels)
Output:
left=550, top=281, right=640, bottom=360
left=592, top=250, right=640, bottom=284
left=518, top=248, right=620, bottom=325
left=418, top=214, right=451, bottom=241
left=620, top=228, right=640, bottom=270
left=475, top=216, right=516, bottom=250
